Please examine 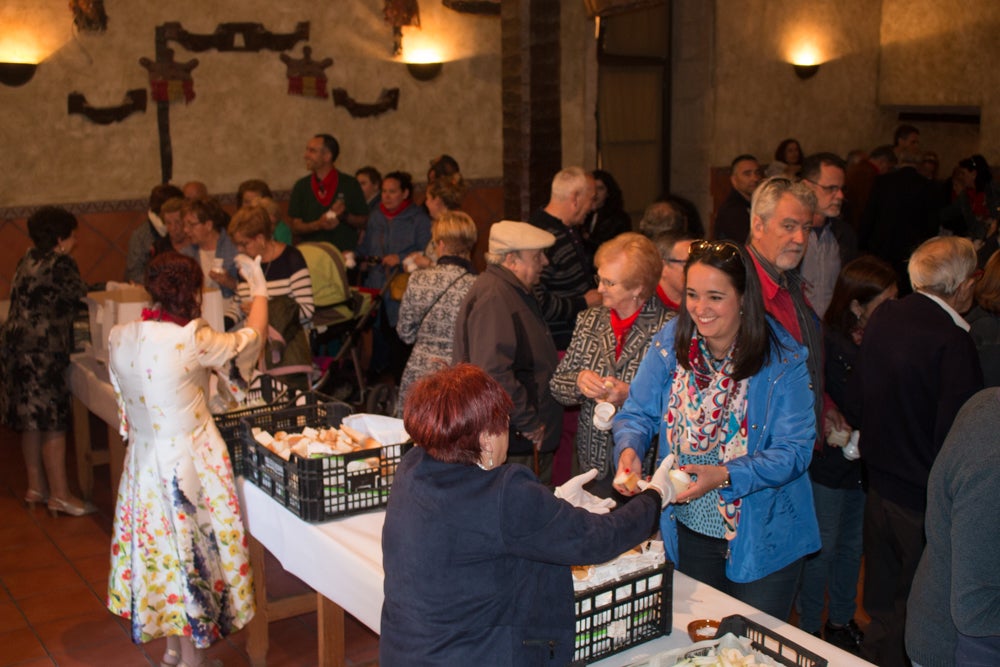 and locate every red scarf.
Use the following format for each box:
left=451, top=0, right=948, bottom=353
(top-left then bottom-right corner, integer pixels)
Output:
left=656, top=284, right=680, bottom=312
left=379, top=199, right=411, bottom=219
left=609, top=307, right=642, bottom=360
left=311, top=169, right=340, bottom=207
left=141, top=308, right=190, bottom=327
